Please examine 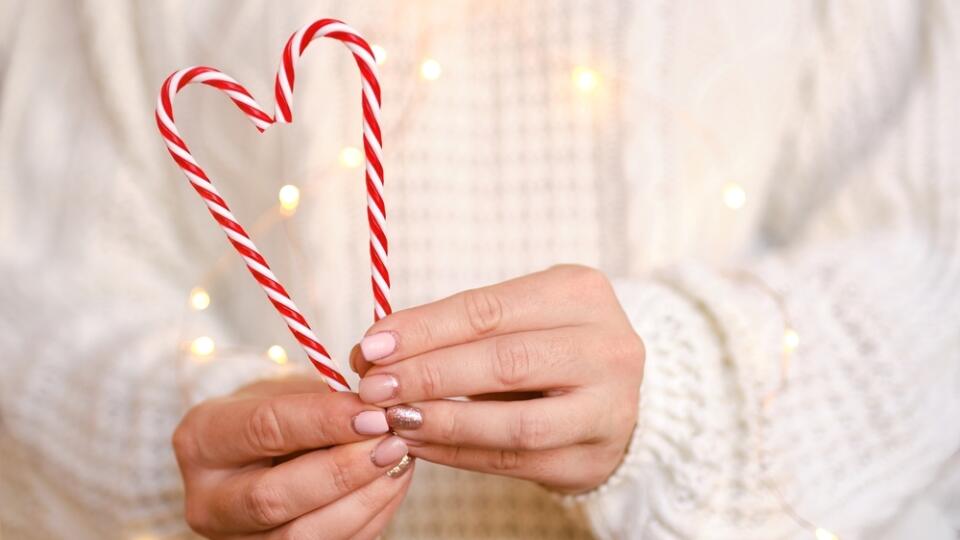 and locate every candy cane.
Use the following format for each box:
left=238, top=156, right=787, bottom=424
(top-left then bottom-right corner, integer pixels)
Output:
left=155, top=19, right=390, bottom=392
